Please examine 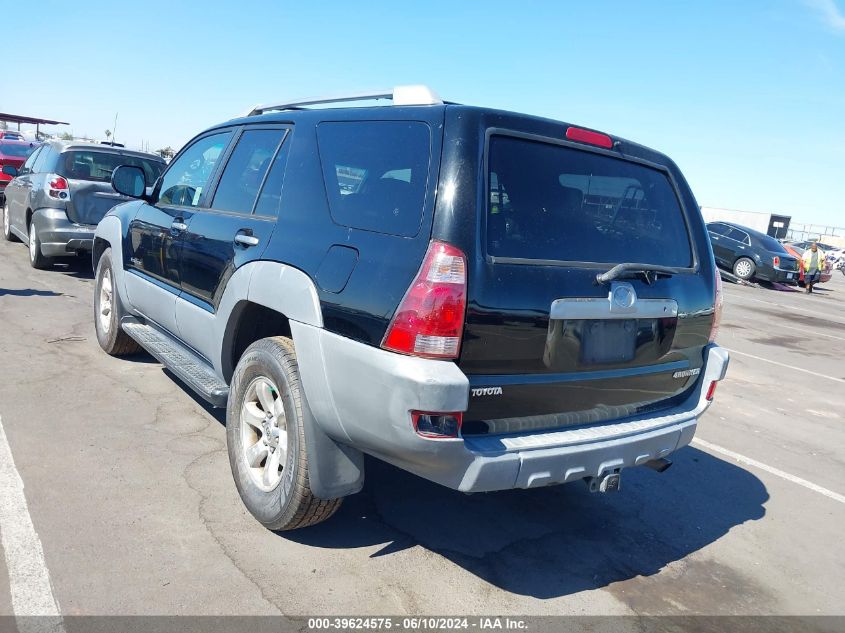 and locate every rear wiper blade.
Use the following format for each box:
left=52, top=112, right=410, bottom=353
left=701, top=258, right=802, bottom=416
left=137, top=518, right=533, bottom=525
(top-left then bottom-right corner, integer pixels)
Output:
left=596, top=263, right=678, bottom=285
